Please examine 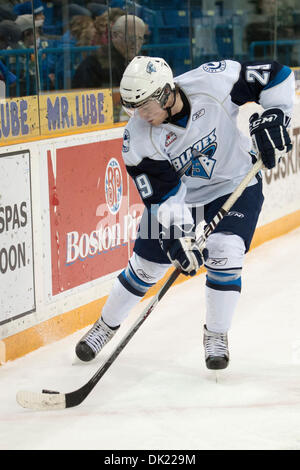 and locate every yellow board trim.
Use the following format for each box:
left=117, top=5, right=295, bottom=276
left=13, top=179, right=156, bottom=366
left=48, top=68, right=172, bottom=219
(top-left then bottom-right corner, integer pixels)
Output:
left=1, top=209, right=300, bottom=364
left=0, top=89, right=117, bottom=147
